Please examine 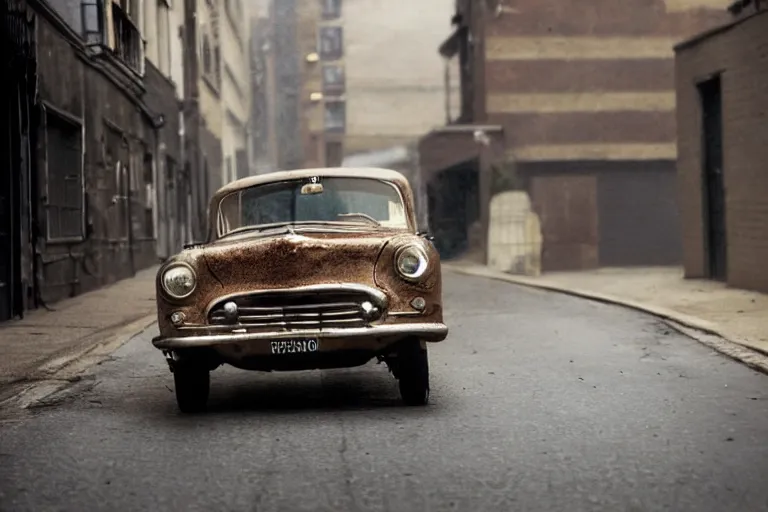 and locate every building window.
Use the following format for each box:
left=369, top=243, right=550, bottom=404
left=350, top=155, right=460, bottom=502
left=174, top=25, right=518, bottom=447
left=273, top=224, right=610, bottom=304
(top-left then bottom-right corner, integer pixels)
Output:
left=157, top=0, right=171, bottom=75
left=109, top=0, right=144, bottom=74
left=45, top=109, right=84, bottom=242
left=319, top=26, right=343, bottom=61
left=321, top=0, right=341, bottom=19
left=81, top=0, right=105, bottom=45
left=324, top=100, right=346, bottom=133
left=322, top=64, right=345, bottom=95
